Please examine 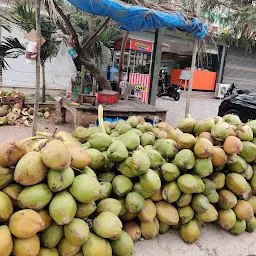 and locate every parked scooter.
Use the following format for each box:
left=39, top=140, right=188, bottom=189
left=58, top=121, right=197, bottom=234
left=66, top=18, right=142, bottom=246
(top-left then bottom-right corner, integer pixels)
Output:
left=157, top=83, right=182, bottom=101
